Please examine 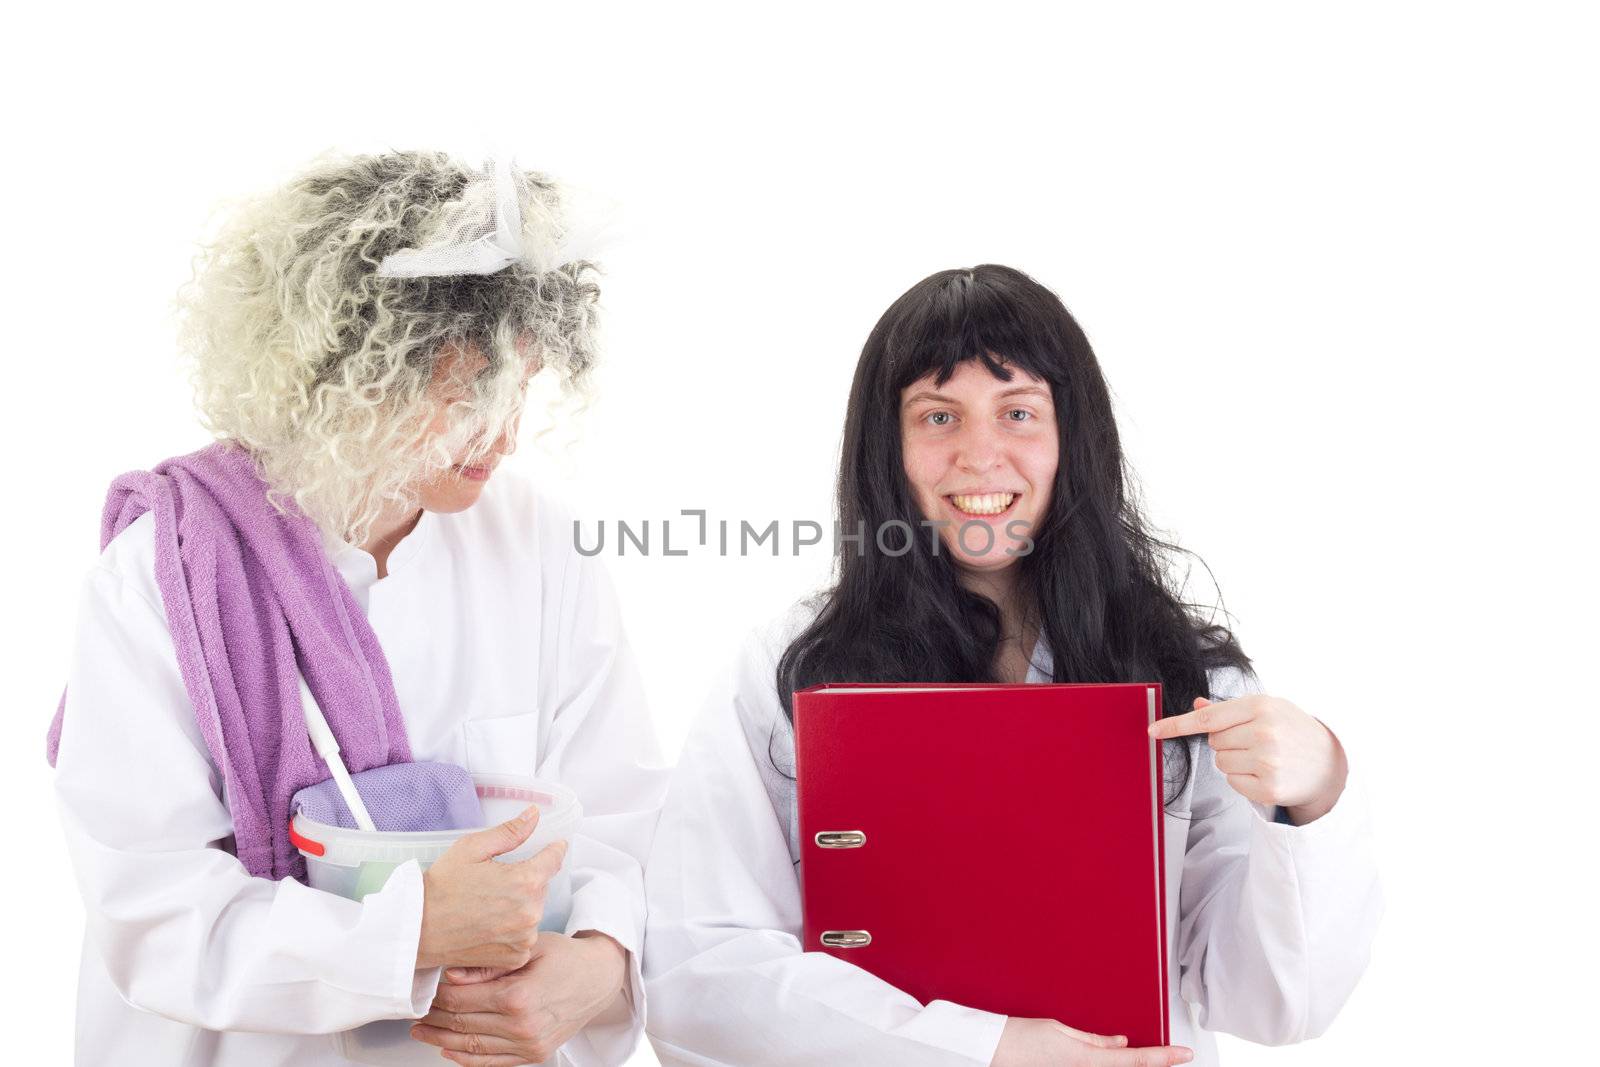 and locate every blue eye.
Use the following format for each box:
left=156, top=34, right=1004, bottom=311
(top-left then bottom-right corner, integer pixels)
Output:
left=1005, top=409, right=1032, bottom=421
left=927, top=411, right=954, bottom=426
